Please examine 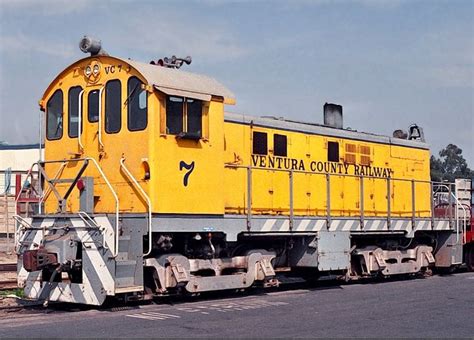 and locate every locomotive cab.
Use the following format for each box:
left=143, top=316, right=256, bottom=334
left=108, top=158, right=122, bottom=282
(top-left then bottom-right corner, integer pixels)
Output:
left=39, top=54, right=235, bottom=216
